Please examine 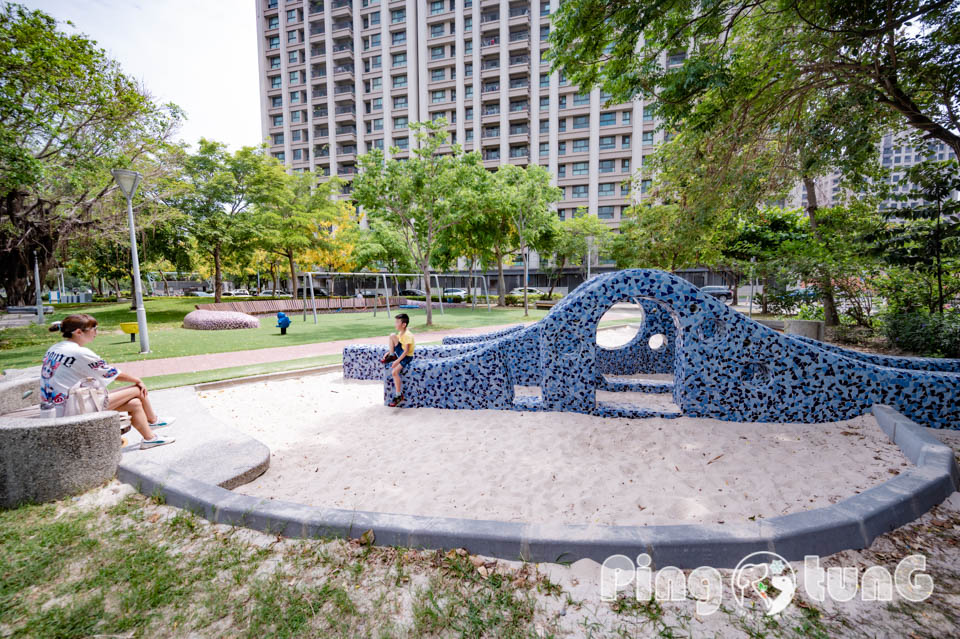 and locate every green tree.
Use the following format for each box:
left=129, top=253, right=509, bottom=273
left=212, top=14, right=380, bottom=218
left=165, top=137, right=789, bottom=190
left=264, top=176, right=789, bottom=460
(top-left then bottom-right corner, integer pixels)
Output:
left=871, top=160, right=960, bottom=315
left=609, top=202, right=722, bottom=271
left=549, top=0, right=960, bottom=159
left=172, top=140, right=280, bottom=302
left=352, top=120, right=482, bottom=326
left=541, top=212, right=612, bottom=297
left=0, top=3, right=183, bottom=304
left=256, top=170, right=343, bottom=299
left=491, top=164, right=561, bottom=315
